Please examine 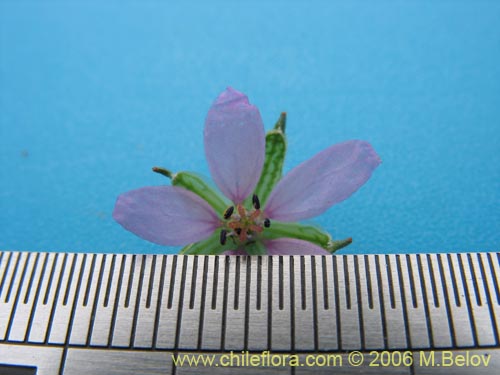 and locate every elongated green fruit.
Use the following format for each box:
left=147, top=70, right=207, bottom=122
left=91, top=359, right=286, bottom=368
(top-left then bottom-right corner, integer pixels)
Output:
left=262, top=221, right=330, bottom=247
left=246, top=112, right=287, bottom=208
left=244, top=241, right=267, bottom=255
left=180, top=229, right=233, bottom=255
left=262, top=221, right=351, bottom=252
left=153, top=167, right=230, bottom=215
